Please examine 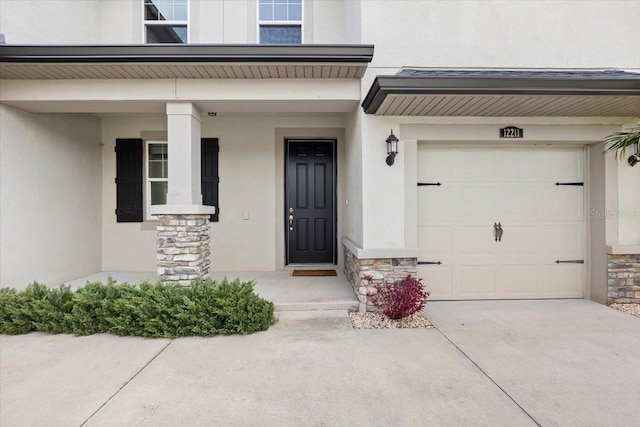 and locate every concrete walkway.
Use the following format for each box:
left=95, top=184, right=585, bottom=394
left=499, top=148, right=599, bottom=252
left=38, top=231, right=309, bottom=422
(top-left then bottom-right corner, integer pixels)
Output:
left=1, top=300, right=639, bottom=427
